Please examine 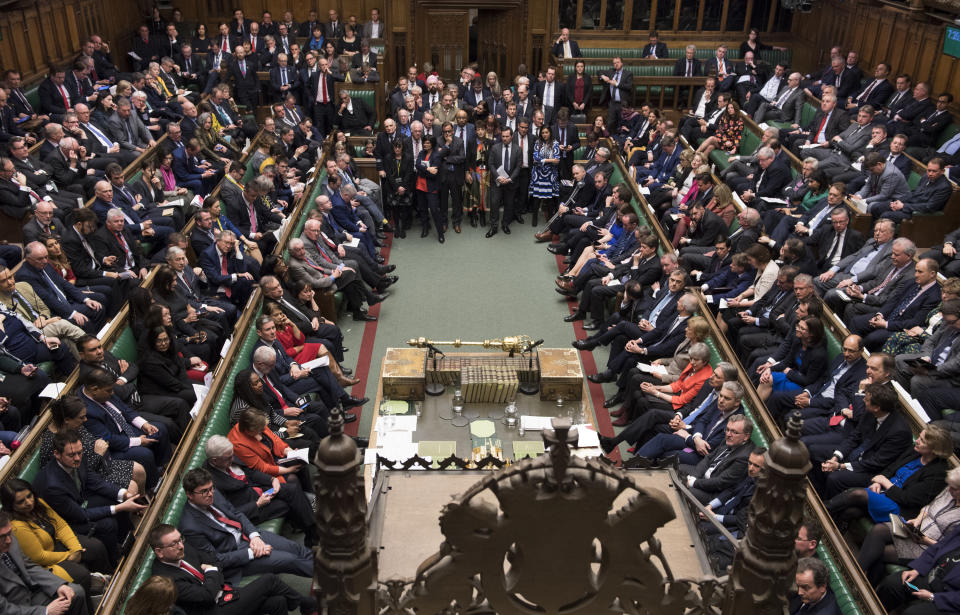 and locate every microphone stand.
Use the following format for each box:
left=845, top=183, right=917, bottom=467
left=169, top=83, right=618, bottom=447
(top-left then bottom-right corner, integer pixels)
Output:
left=425, top=343, right=445, bottom=396
left=518, top=339, right=544, bottom=395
